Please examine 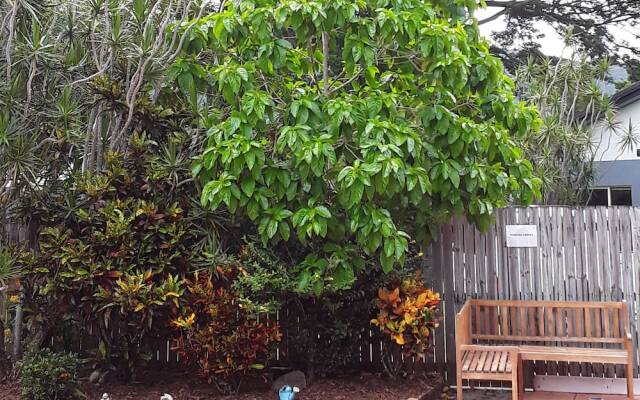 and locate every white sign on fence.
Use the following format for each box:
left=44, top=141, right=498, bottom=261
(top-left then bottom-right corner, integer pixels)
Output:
left=505, top=224, right=538, bottom=247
